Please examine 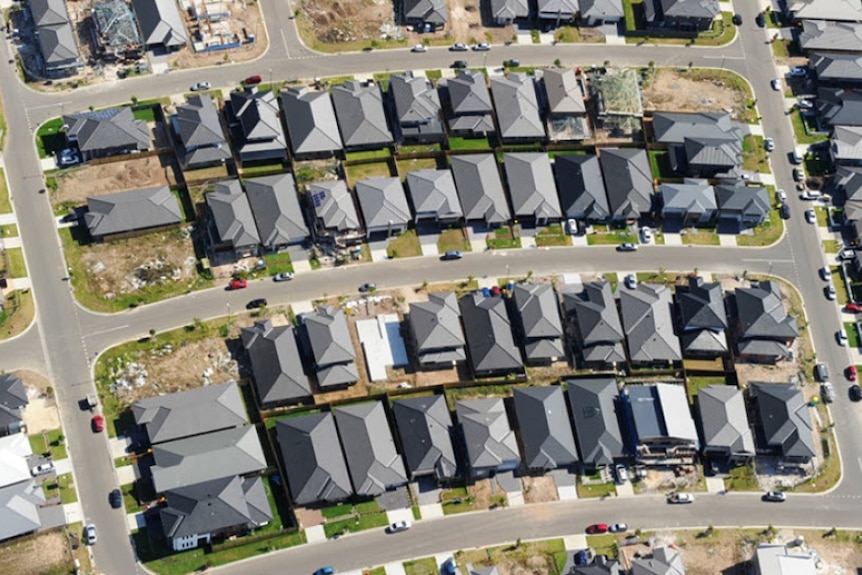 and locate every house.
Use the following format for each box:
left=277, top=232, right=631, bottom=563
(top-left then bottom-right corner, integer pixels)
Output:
left=0, top=480, right=44, bottom=541
left=715, top=182, right=770, bottom=228
left=537, top=0, right=579, bottom=22
left=172, top=94, right=231, bottom=169
left=459, top=292, right=524, bottom=377
left=443, top=71, right=496, bottom=137
left=91, top=0, right=142, bottom=61
left=580, top=0, right=624, bottom=25
left=0, top=375, right=27, bottom=437
left=489, top=0, right=529, bottom=25
left=85, top=186, right=183, bottom=241
left=620, top=284, right=682, bottom=365
left=811, top=53, right=862, bottom=86
left=30, top=0, right=80, bottom=75
left=334, top=401, right=408, bottom=496
left=644, top=0, right=719, bottom=32
left=599, top=148, right=654, bottom=221
left=331, top=80, right=394, bottom=150
left=562, top=554, right=623, bottom=575
left=131, top=0, right=188, bottom=49
left=63, top=107, right=149, bottom=160
left=754, top=544, right=817, bottom=575
left=450, top=154, right=511, bottom=226
left=511, top=284, right=565, bottom=364
left=816, top=87, right=862, bottom=128
left=389, top=73, right=444, bottom=143
left=241, top=320, right=312, bottom=407
left=631, top=545, right=687, bottom=575
left=206, top=179, right=261, bottom=257
left=589, top=68, right=643, bottom=135
left=564, top=281, right=626, bottom=367
left=697, top=385, right=754, bottom=463
left=789, top=0, right=862, bottom=23
left=245, top=173, right=309, bottom=250
left=393, top=395, right=458, bottom=481
left=566, top=378, right=626, bottom=468
left=301, top=306, right=359, bottom=388
left=150, top=426, right=268, bottom=492
left=651, top=112, right=744, bottom=177
left=749, top=383, right=816, bottom=462
left=456, top=398, right=520, bottom=479
left=555, top=155, right=610, bottom=221
left=490, top=74, right=546, bottom=142
left=225, top=88, right=287, bottom=165
left=835, top=166, right=862, bottom=239
left=160, top=475, right=272, bottom=551
left=307, top=180, right=363, bottom=245
left=623, top=383, right=698, bottom=465
left=132, top=381, right=248, bottom=445
left=355, top=177, right=412, bottom=238
left=401, top=0, right=448, bottom=30
left=409, top=292, right=467, bottom=369
left=280, top=87, right=343, bottom=159
left=659, top=180, right=717, bottom=226
left=831, top=125, right=862, bottom=165
left=503, top=153, right=562, bottom=224
left=799, top=20, right=862, bottom=54
left=406, top=169, right=463, bottom=224
left=675, top=275, right=728, bottom=357
left=0, top=433, right=36, bottom=489
left=734, top=281, right=799, bottom=363
left=513, top=386, right=578, bottom=470
left=275, top=413, right=353, bottom=505
left=542, top=68, right=589, bottom=141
